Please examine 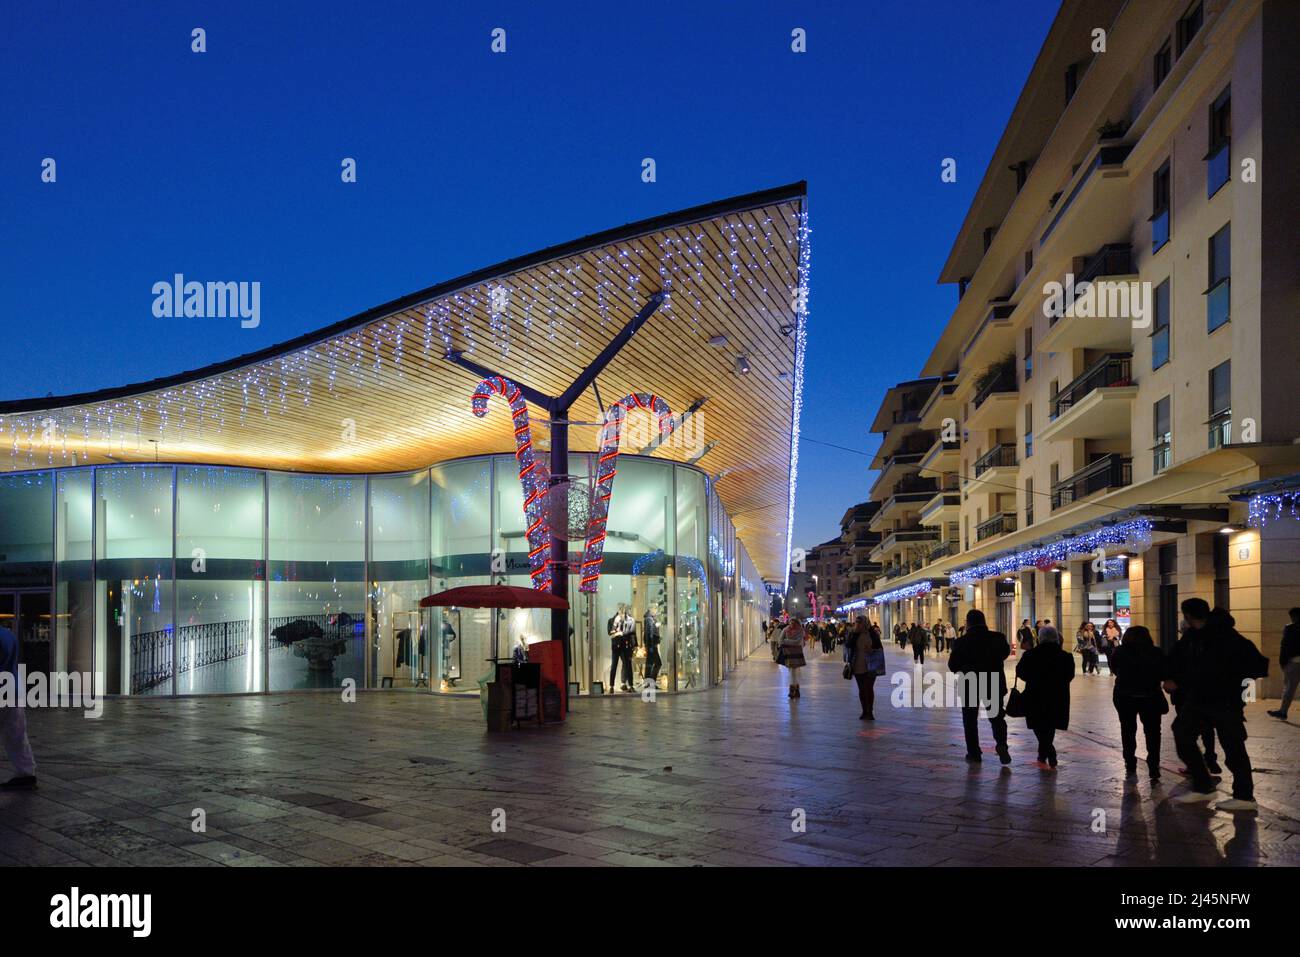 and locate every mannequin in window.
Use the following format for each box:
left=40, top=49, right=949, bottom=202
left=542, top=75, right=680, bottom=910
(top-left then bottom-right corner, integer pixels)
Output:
left=642, top=605, right=662, bottom=686
left=608, top=603, right=637, bottom=692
